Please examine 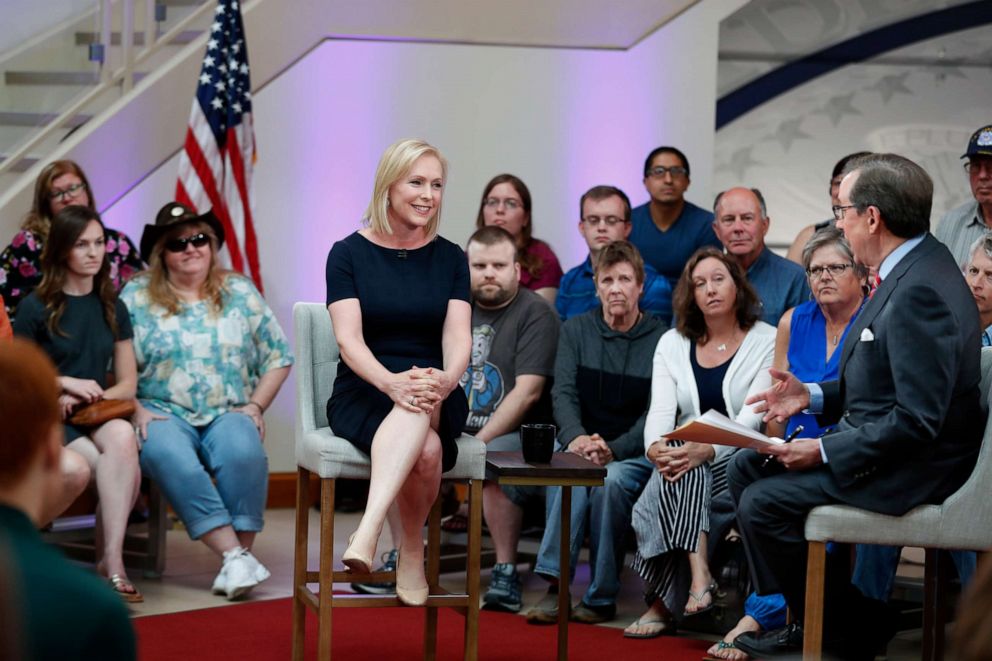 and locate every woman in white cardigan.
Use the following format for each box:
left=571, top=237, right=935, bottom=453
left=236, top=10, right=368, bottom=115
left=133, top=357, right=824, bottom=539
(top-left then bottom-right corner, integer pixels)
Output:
left=624, top=248, right=775, bottom=639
